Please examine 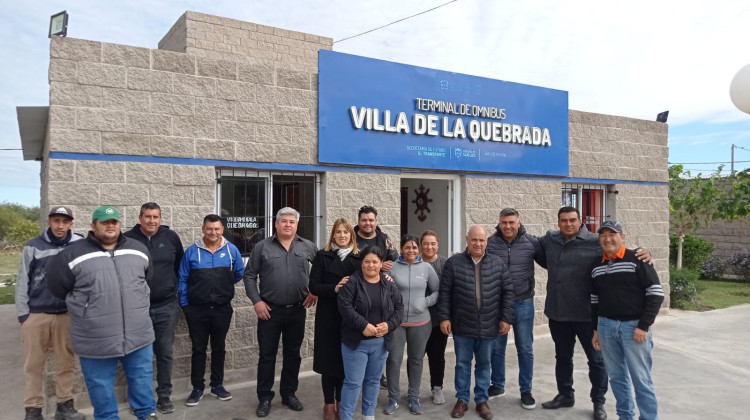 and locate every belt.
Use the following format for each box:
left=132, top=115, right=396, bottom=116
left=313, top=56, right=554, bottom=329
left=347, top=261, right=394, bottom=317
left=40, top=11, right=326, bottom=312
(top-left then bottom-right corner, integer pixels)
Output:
left=262, top=299, right=302, bottom=309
